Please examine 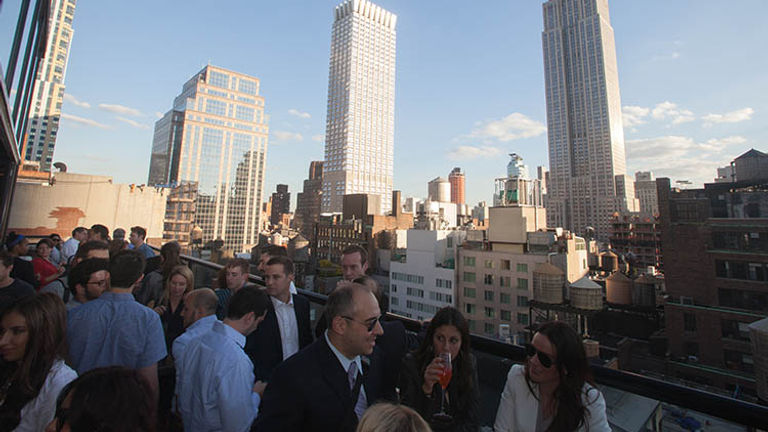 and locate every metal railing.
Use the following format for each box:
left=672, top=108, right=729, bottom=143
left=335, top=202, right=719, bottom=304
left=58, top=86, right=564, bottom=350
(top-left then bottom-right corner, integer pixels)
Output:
left=178, top=252, right=768, bottom=429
